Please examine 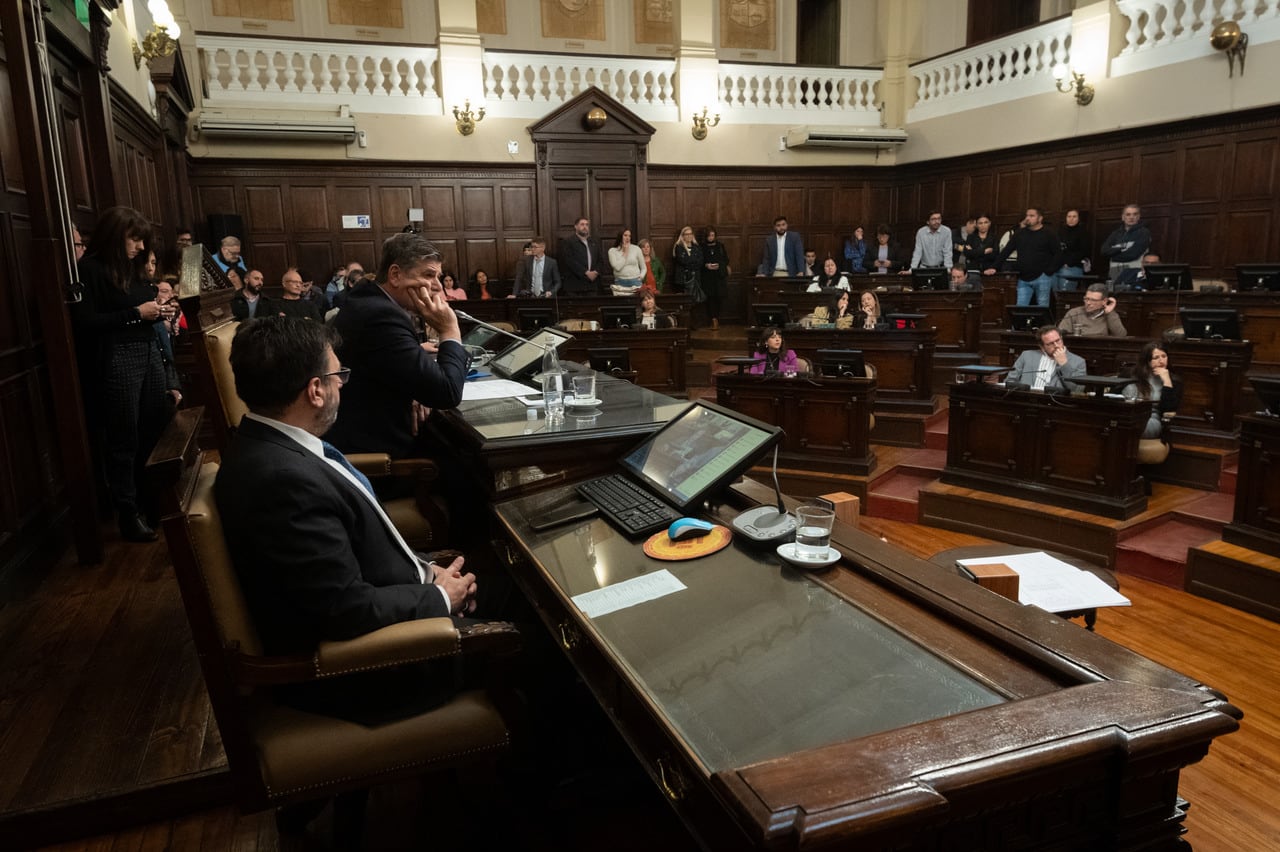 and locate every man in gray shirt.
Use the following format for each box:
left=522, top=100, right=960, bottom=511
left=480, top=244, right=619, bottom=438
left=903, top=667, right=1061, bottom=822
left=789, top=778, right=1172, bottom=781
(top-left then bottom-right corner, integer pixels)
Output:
left=907, top=211, right=953, bottom=272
